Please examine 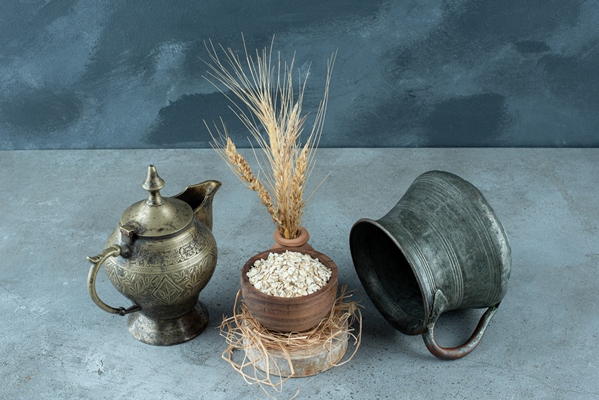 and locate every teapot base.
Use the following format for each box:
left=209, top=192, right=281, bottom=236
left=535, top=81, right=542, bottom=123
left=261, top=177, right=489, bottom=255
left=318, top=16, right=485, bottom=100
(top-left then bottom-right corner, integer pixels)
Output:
left=127, top=301, right=209, bottom=346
